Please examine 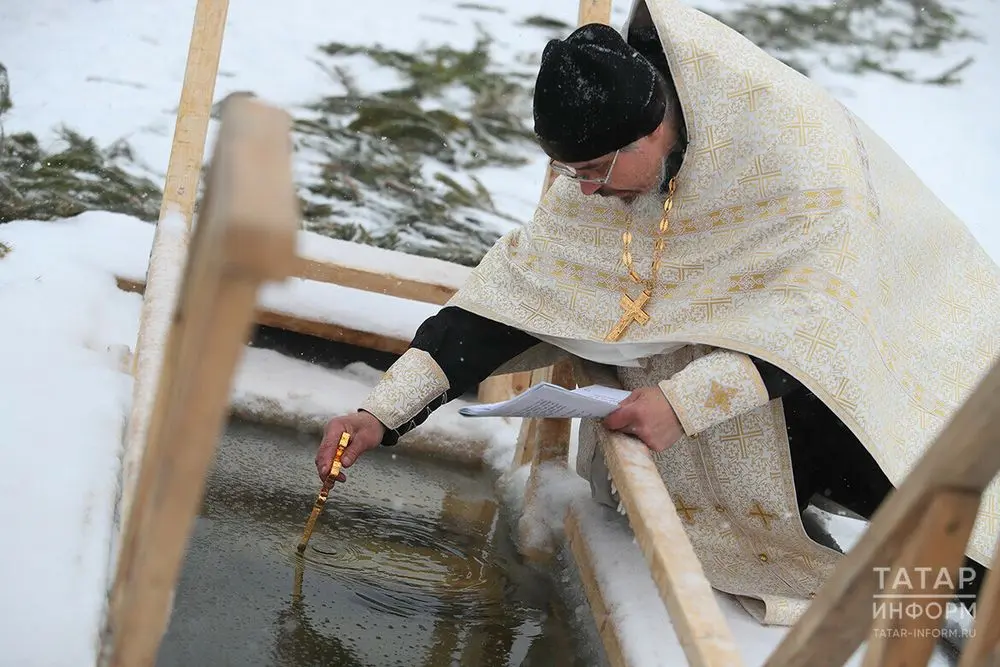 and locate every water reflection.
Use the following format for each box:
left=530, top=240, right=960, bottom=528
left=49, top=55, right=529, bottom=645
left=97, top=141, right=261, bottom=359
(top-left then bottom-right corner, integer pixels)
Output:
left=156, top=419, right=587, bottom=667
